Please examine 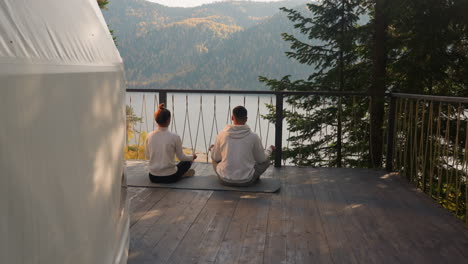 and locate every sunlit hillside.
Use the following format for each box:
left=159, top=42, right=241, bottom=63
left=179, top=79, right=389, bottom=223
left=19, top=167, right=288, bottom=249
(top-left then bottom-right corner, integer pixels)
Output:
left=103, top=0, right=311, bottom=90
